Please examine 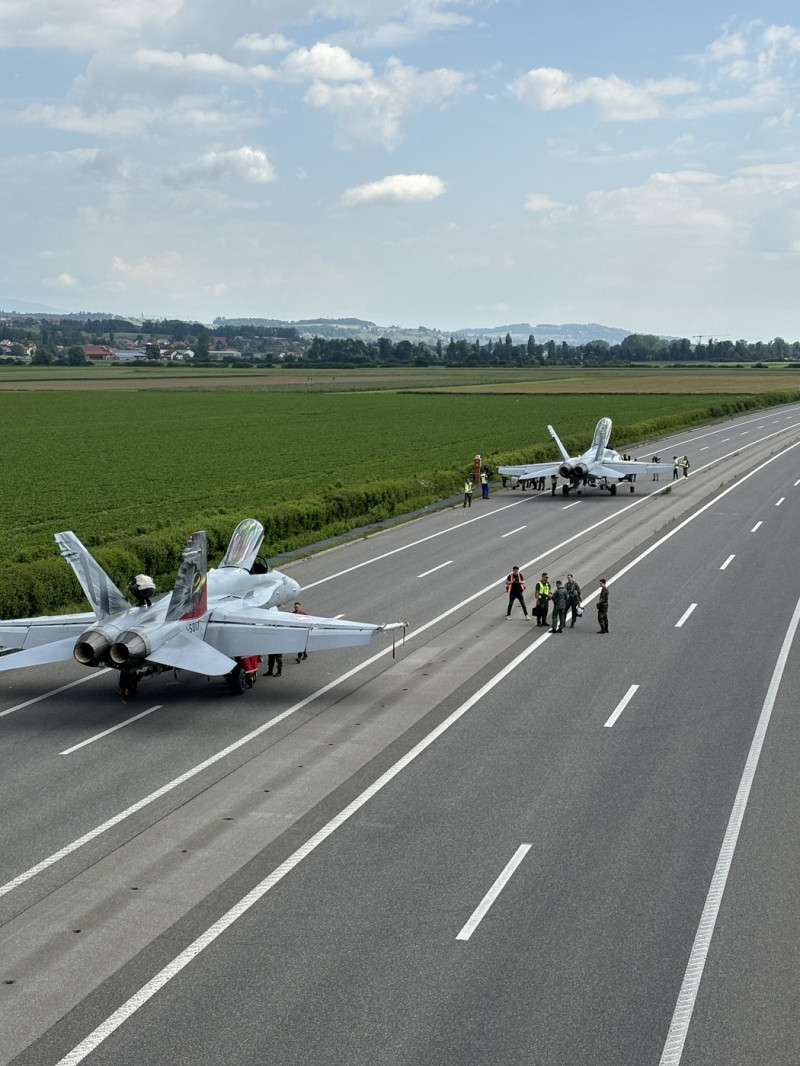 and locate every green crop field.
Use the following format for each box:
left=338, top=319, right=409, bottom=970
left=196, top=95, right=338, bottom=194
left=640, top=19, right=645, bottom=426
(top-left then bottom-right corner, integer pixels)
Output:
left=3, top=369, right=799, bottom=616
left=4, top=386, right=771, bottom=563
